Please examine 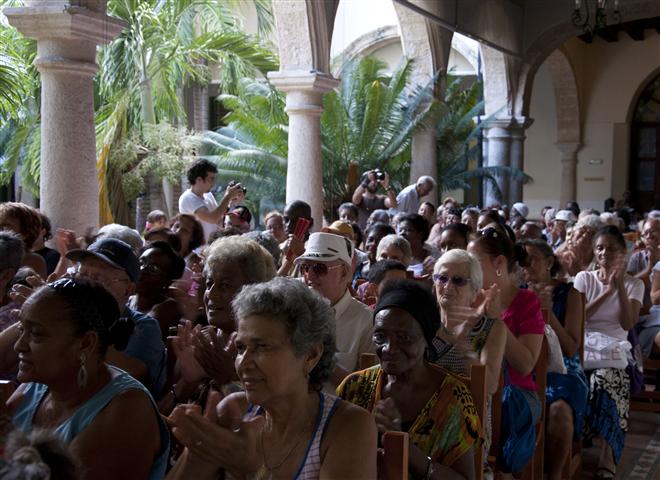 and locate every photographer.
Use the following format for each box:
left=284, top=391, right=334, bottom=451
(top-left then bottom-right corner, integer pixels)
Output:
left=351, top=168, right=397, bottom=229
